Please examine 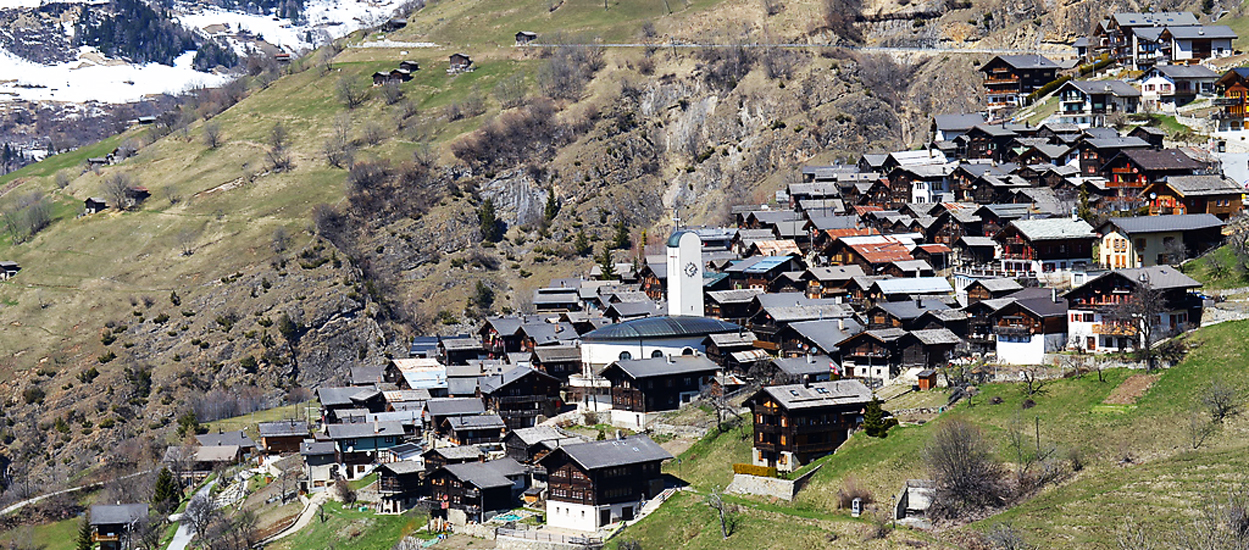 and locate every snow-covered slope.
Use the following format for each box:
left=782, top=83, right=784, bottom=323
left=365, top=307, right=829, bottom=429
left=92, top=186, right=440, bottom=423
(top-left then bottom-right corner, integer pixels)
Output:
left=0, top=0, right=408, bottom=104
